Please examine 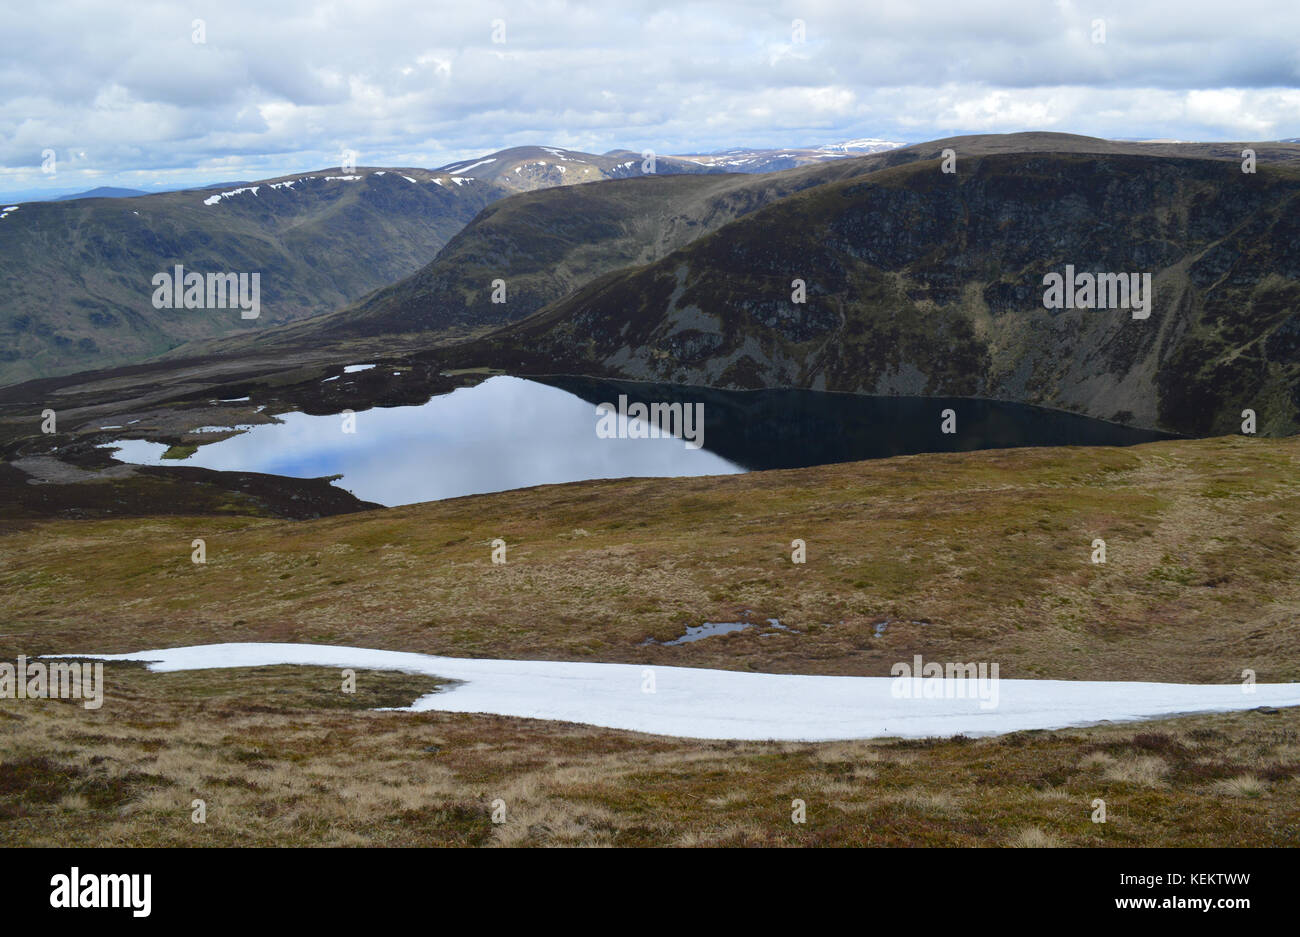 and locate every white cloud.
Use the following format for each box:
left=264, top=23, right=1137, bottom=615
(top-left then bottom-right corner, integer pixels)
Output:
left=2, top=0, right=1298, bottom=193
